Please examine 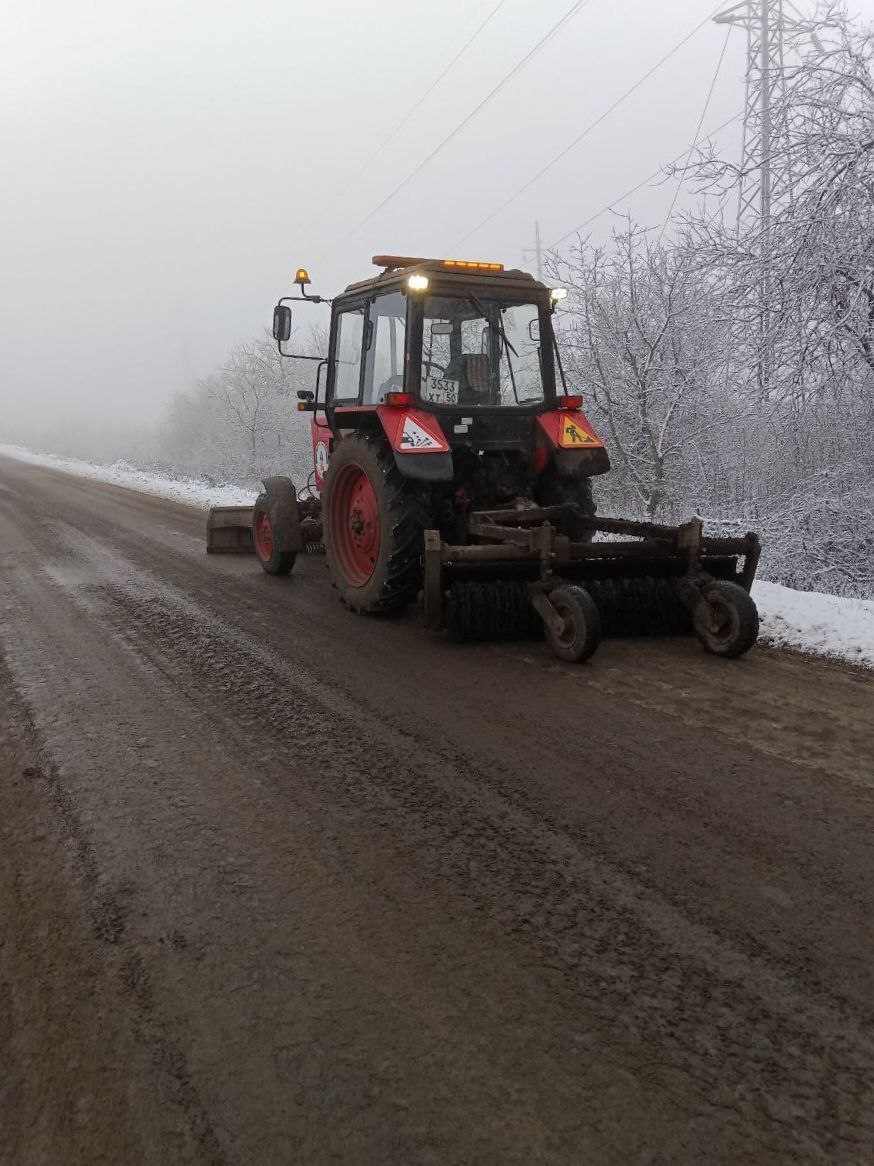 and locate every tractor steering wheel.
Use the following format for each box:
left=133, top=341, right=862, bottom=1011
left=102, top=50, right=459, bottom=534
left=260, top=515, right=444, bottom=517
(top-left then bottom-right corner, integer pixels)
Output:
left=422, top=360, right=447, bottom=378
